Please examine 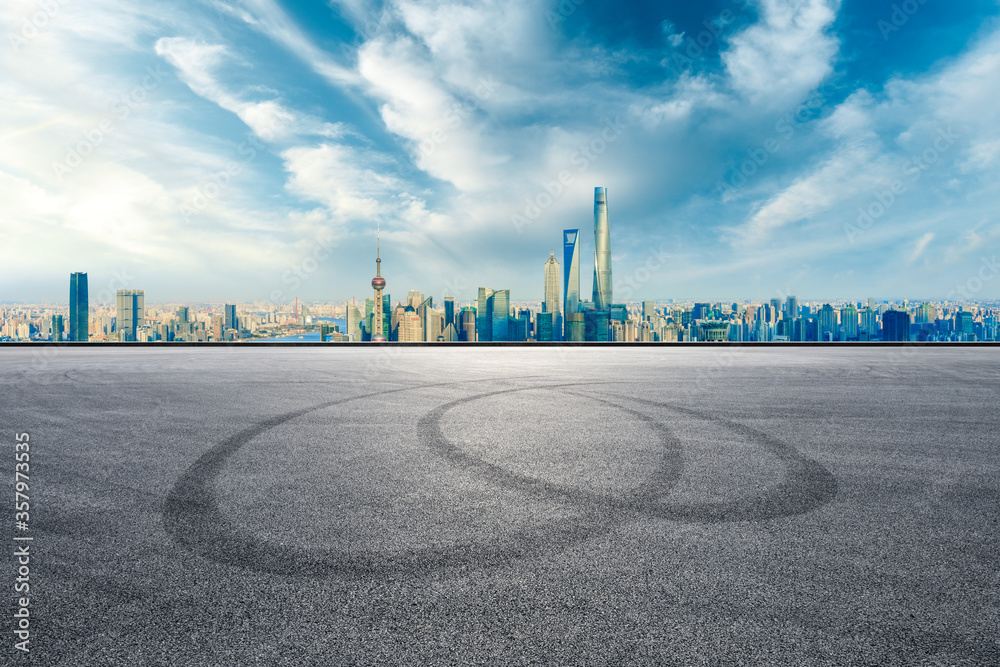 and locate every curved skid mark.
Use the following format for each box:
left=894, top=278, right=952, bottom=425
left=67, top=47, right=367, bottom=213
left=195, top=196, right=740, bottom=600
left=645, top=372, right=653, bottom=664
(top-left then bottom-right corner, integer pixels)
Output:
left=163, top=379, right=838, bottom=578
